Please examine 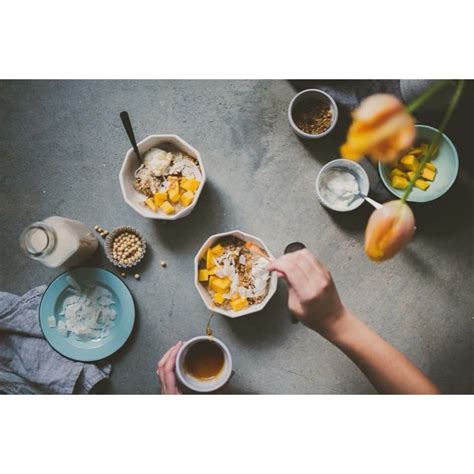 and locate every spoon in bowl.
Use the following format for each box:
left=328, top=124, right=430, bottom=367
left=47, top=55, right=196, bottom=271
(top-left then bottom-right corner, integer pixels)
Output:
left=120, top=111, right=143, bottom=164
